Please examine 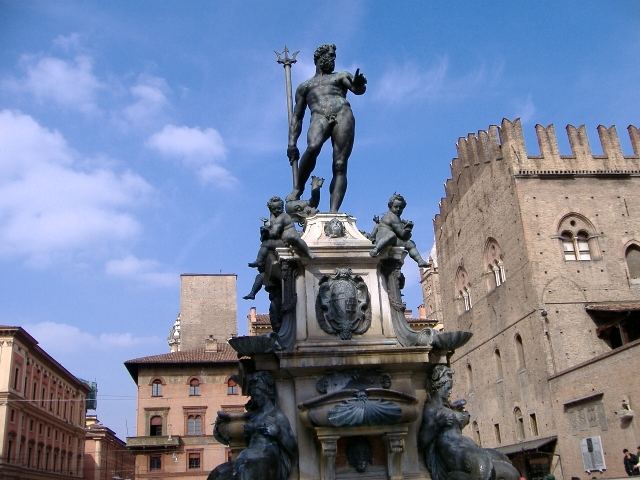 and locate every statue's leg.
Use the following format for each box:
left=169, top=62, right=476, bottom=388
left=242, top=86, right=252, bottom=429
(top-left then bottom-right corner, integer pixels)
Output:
left=492, top=460, right=520, bottom=480
left=293, top=117, right=331, bottom=199
left=406, top=240, right=429, bottom=267
left=283, top=230, right=314, bottom=259
left=467, top=451, right=493, bottom=480
left=329, top=110, right=355, bottom=212
left=370, top=231, right=396, bottom=257
left=248, top=246, right=269, bottom=268
left=243, top=272, right=264, bottom=300
left=292, top=237, right=314, bottom=259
